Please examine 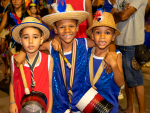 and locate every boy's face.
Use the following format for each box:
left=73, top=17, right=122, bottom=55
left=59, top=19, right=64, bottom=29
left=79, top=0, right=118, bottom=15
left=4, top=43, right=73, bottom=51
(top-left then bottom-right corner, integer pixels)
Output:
left=92, top=26, right=115, bottom=50
left=19, top=27, right=44, bottom=54
left=30, top=6, right=37, bottom=14
left=54, top=19, right=79, bottom=44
